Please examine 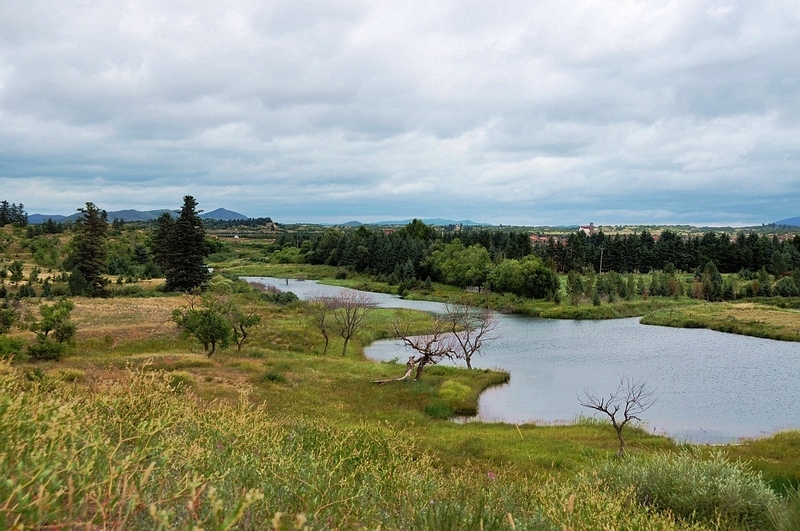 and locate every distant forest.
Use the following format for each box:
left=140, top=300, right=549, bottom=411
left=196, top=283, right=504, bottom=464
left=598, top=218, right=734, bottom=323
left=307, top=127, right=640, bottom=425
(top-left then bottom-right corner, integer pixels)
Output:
left=282, top=223, right=800, bottom=278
